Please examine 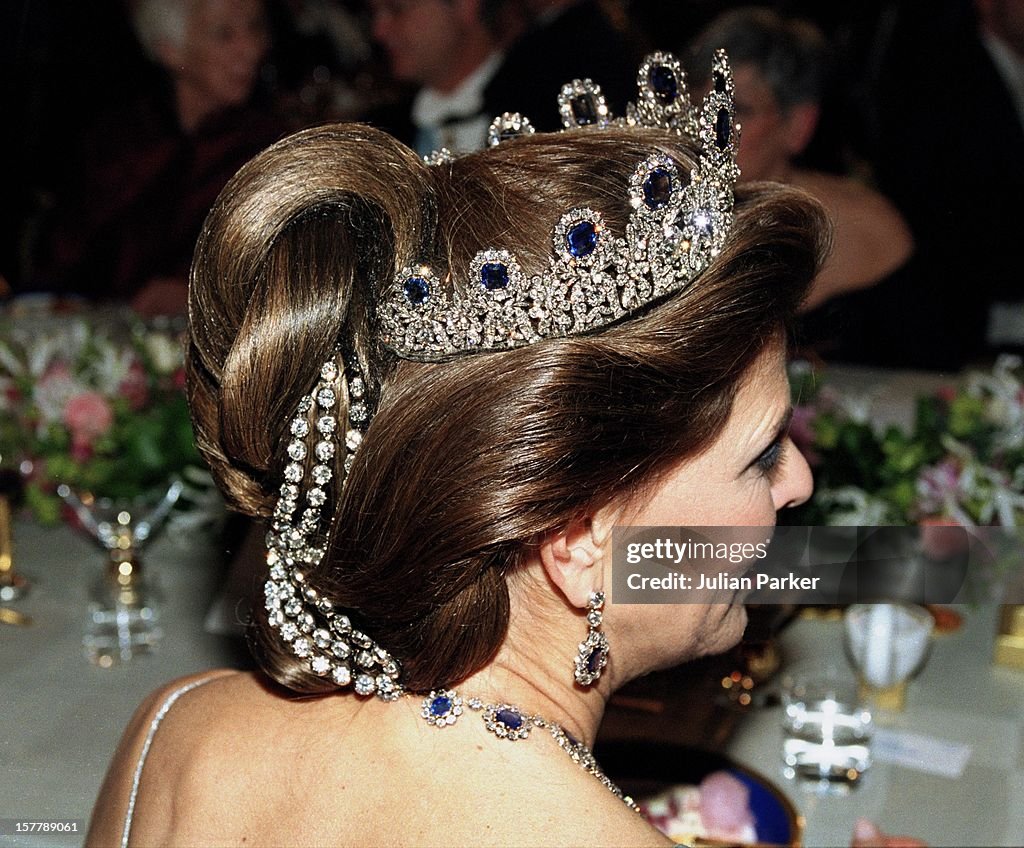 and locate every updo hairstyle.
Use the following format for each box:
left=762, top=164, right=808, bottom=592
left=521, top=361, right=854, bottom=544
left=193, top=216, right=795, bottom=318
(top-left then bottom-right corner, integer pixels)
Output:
left=187, top=123, right=829, bottom=693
